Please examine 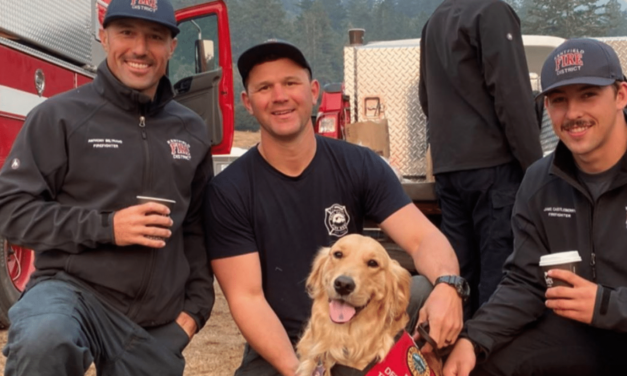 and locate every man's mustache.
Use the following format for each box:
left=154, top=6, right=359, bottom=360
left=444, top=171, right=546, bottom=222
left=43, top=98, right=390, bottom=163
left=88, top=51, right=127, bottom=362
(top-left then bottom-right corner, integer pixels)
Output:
left=561, top=119, right=593, bottom=130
